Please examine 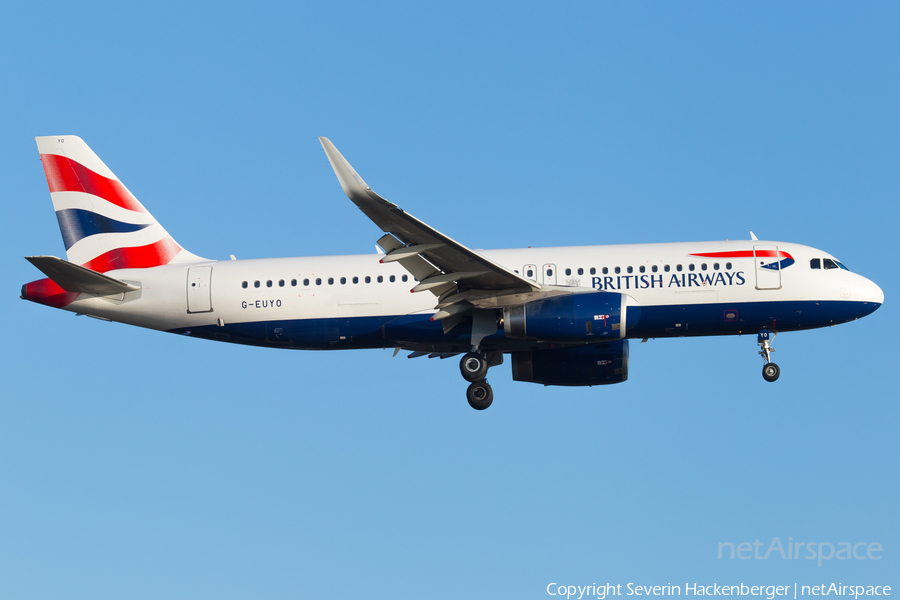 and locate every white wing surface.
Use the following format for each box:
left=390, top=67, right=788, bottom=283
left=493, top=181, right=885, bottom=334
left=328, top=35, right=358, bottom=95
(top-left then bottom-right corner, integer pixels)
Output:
left=318, top=137, right=540, bottom=301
